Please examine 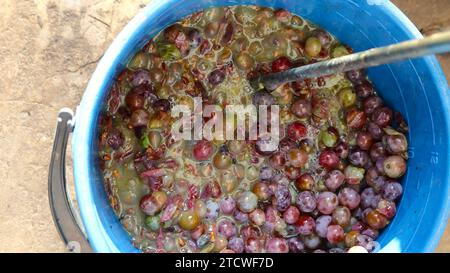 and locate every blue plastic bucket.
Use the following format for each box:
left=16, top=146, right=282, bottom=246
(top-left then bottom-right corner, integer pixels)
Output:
left=72, top=0, right=450, bottom=253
